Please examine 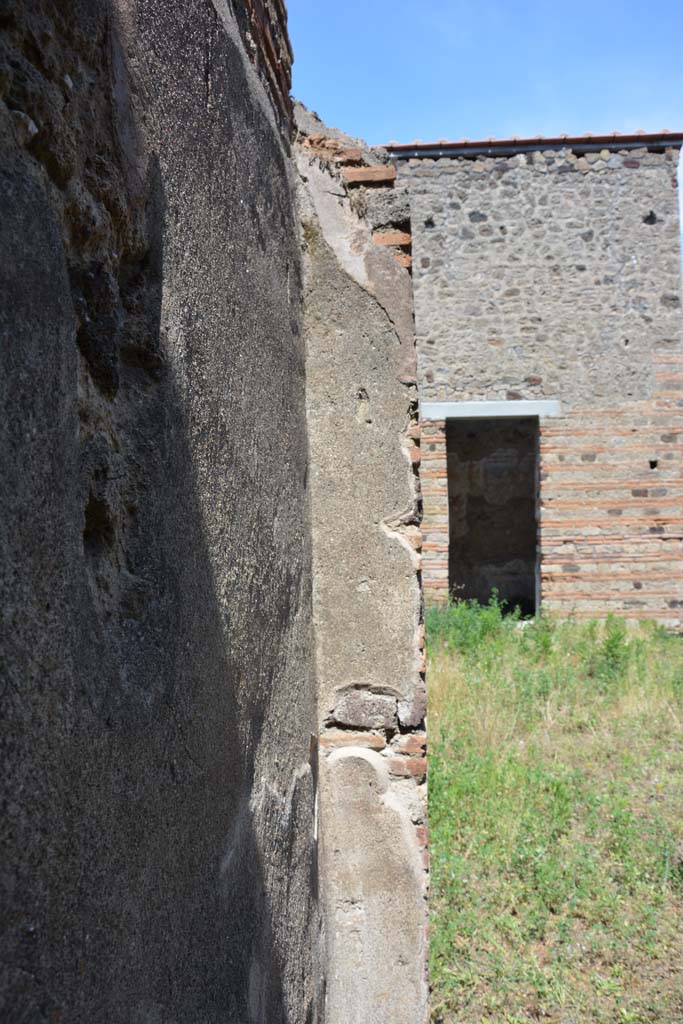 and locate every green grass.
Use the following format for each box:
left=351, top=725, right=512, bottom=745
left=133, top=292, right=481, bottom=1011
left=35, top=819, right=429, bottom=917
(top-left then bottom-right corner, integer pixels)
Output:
left=427, top=600, right=683, bottom=1024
